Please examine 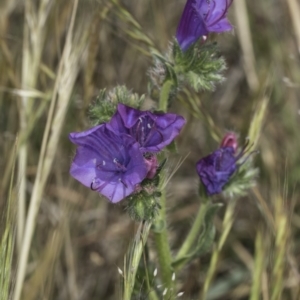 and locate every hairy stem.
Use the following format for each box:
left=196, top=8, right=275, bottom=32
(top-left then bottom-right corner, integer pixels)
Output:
left=153, top=189, right=174, bottom=299
left=158, top=80, right=173, bottom=112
